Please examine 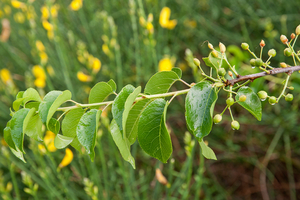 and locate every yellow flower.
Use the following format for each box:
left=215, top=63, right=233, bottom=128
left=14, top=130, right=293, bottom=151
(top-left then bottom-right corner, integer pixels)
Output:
left=77, top=71, right=91, bottom=82
left=0, top=68, right=12, bottom=85
left=58, top=148, right=73, bottom=168
left=36, top=40, right=45, bottom=52
left=4, top=6, right=12, bottom=15
left=14, top=12, right=25, bottom=23
left=159, top=7, right=177, bottom=30
left=44, top=131, right=57, bottom=152
left=158, top=57, right=173, bottom=71
left=38, top=144, right=46, bottom=154
left=69, top=0, right=83, bottom=11
left=139, top=16, right=146, bottom=27
left=34, top=78, right=46, bottom=88
left=77, top=55, right=85, bottom=64
left=41, top=6, right=49, bottom=20
left=87, top=54, right=95, bottom=68
left=50, top=5, right=59, bottom=18
left=11, top=0, right=25, bottom=9
left=102, top=44, right=110, bottom=55
left=32, top=65, right=46, bottom=80
left=46, top=66, right=55, bottom=77
left=92, top=58, right=101, bottom=73
left=42, top=20, right=53, bottom=31
left=39, top=52, right=48, bottom=64
left=146, top=22, right=154, bottom=34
